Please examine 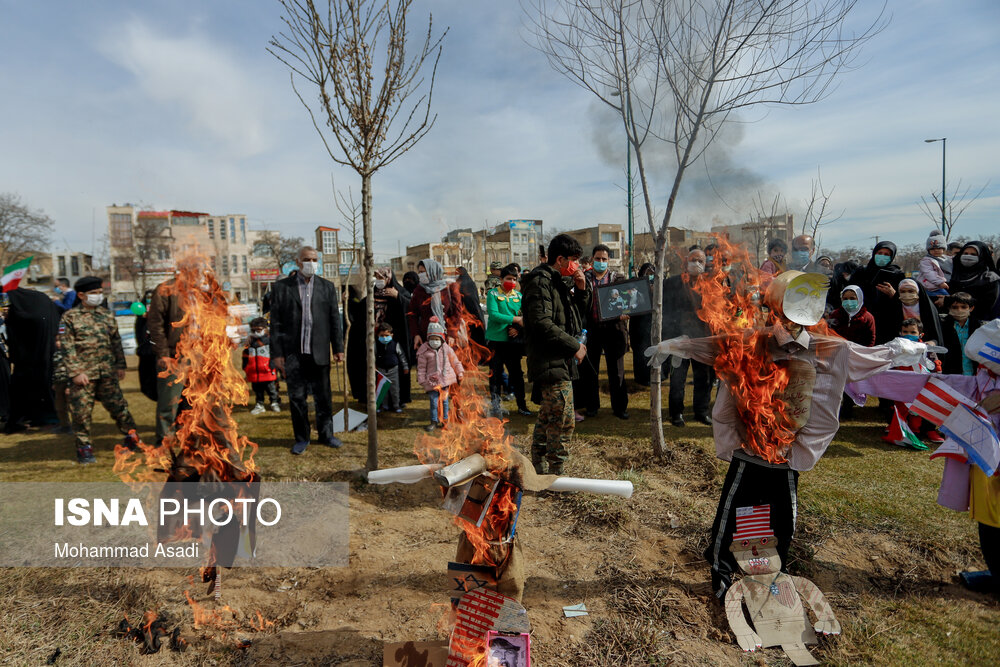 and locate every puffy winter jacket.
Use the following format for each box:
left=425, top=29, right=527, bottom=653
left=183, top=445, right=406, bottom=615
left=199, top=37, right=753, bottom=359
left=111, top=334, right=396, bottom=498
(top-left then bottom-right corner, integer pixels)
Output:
left=416, top=341, right=463, bottom=391
left=243, top=335, right=277, bottom=383
left=521, top=263, right=589, bottom=385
